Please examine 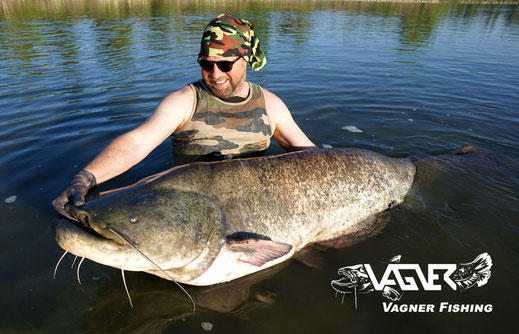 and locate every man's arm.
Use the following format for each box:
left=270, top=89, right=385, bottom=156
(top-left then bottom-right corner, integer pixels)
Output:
left=84, top=85, right=194, bottom=183
left=52, top=85, right=194, bottom=219
left=263, top=88, right=315, bottom=152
